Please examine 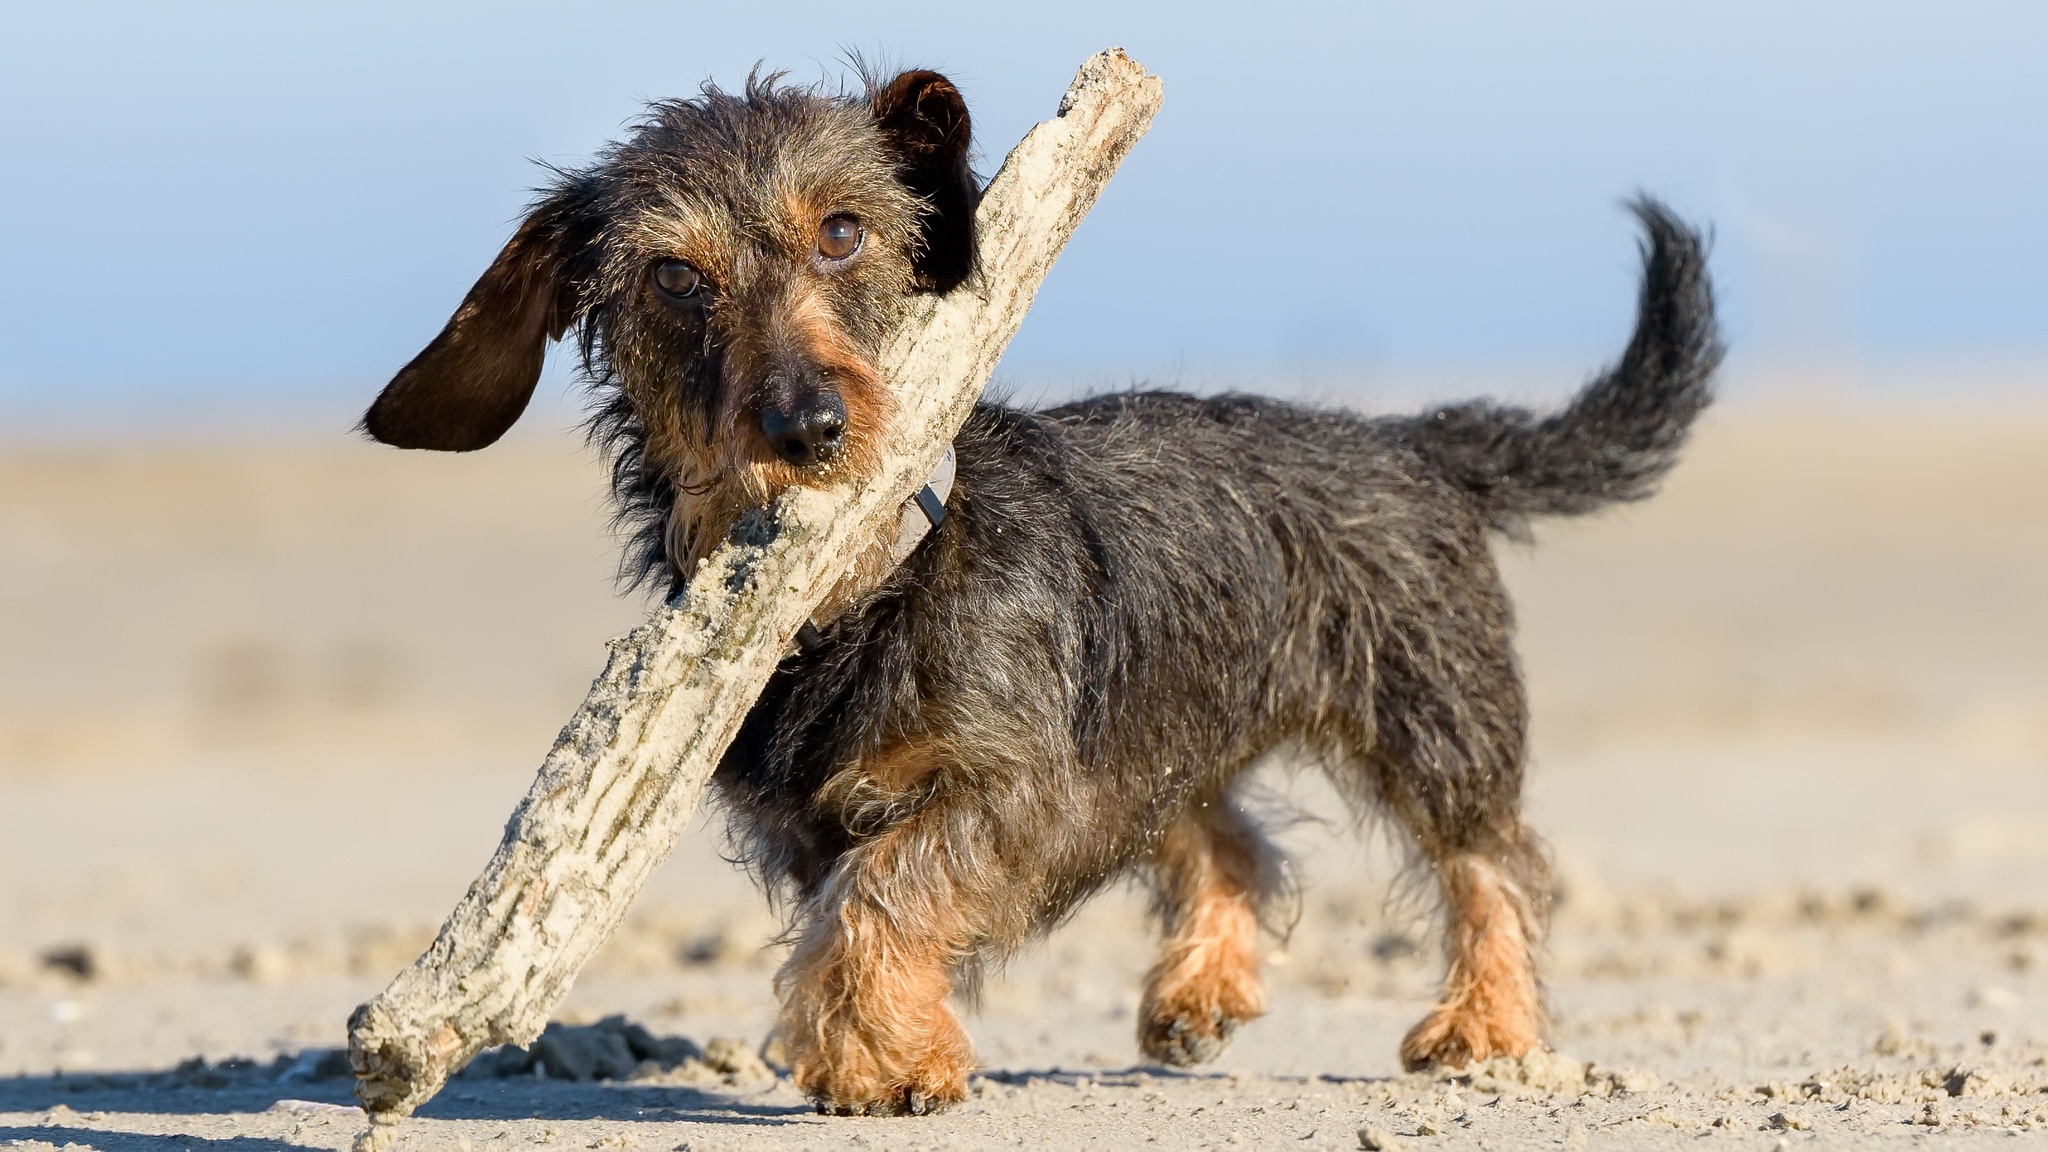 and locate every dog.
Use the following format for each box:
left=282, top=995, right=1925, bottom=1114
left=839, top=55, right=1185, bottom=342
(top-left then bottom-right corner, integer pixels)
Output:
left=361, top=68, right=1721, bottom=1116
